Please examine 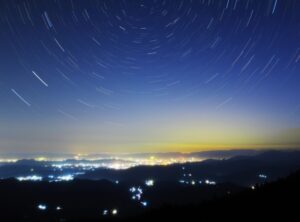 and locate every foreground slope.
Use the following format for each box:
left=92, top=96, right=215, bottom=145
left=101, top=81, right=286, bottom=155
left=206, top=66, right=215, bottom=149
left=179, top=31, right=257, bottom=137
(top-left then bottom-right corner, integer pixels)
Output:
left=125, top=170, right=300, bottom=222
